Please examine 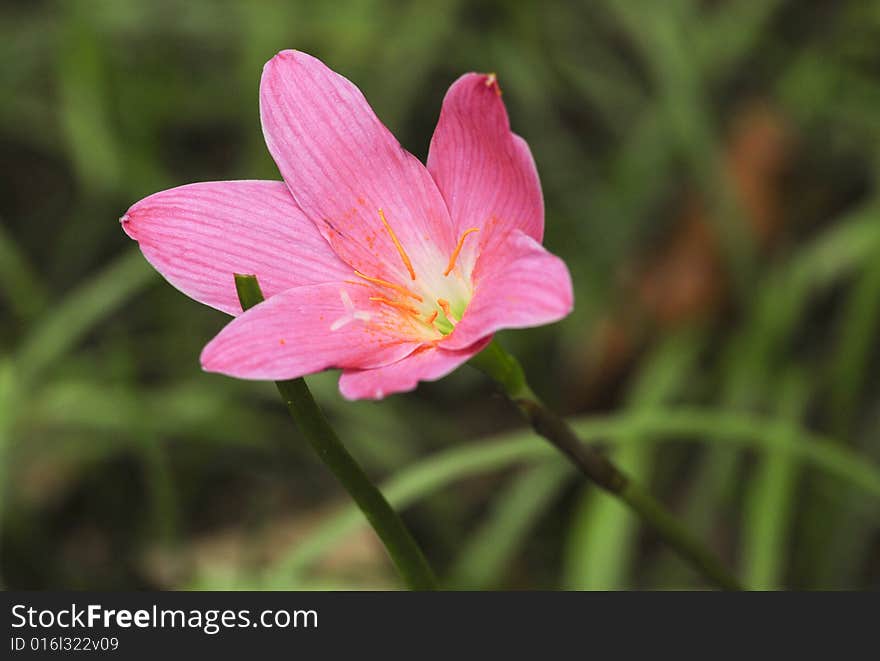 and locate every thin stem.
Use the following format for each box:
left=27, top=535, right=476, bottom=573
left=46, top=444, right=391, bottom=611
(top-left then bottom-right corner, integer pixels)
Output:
left=470, top=339, right=742, bottom=590
left=235, top=274, right=436, bottom=590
